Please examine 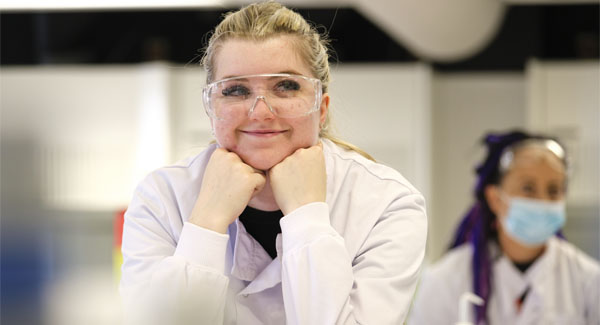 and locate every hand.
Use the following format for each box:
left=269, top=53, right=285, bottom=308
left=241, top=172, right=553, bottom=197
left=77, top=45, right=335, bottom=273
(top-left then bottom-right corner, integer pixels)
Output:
left=269, top=143, right=326, bottom=215
left=189, top=148, right=266, bottom=233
